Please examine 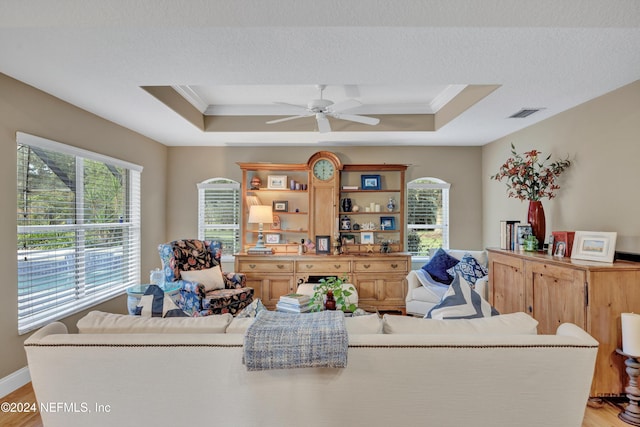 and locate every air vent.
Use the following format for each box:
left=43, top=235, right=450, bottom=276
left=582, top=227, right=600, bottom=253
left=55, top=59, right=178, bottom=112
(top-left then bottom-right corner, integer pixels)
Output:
left=508, top=108, right=544, bottom=118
